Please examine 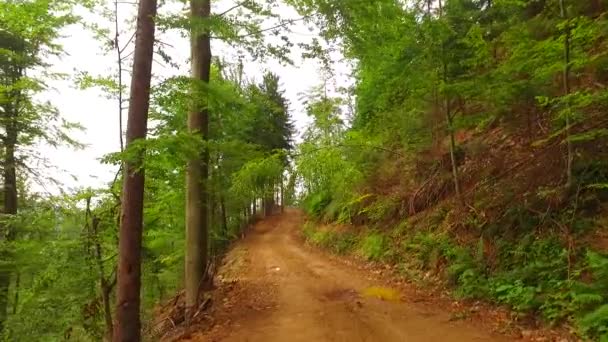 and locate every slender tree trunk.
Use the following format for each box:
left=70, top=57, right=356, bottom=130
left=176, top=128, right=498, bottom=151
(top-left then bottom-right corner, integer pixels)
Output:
left=91, top=216, right=113, bottom=341
left=280, top=177, right=284, bottom=213
left=443, top=67, right=462, bottom=202
left=11, top=272, right=18, bottom=315
left=113, top=0, right=157, bottom=340
left=438, top=0, right=462, bottom=203
left=115, top=0, right=125, bottom=153
left=186, top=0, right=211, bottom=325
left=446, top=99, right=462, bottom=202
left=0, top=101, right=19, bottom=333
left=560, top=0, right=573, bottom=188
left=220, top=196, right=228, bottom=235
